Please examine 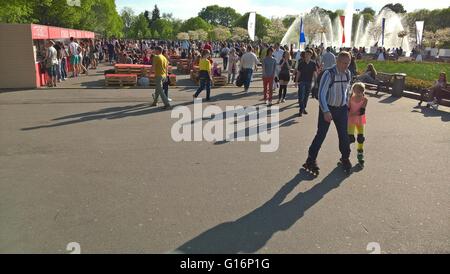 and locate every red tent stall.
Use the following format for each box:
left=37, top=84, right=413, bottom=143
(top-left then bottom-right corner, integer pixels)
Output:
left=0, top=23, right=95, bottom=89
